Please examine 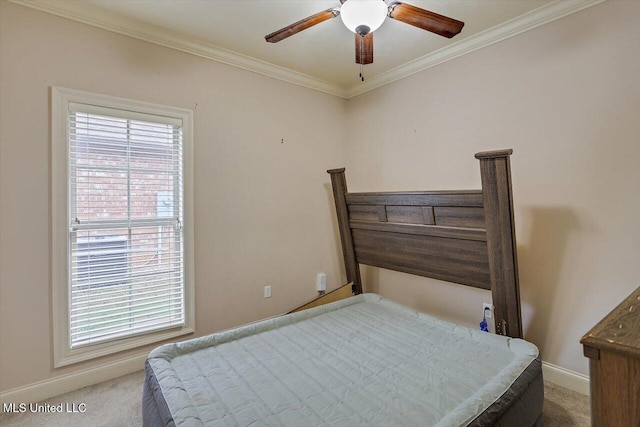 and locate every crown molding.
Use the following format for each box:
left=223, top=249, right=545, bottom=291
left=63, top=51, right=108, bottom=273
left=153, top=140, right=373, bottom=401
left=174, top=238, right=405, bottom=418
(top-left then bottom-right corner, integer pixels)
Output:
left=11, top=0, right=606, bottom=100
left=346, top=0, right=607, bottom=98
left=9, top=0, right=349, bottom=98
